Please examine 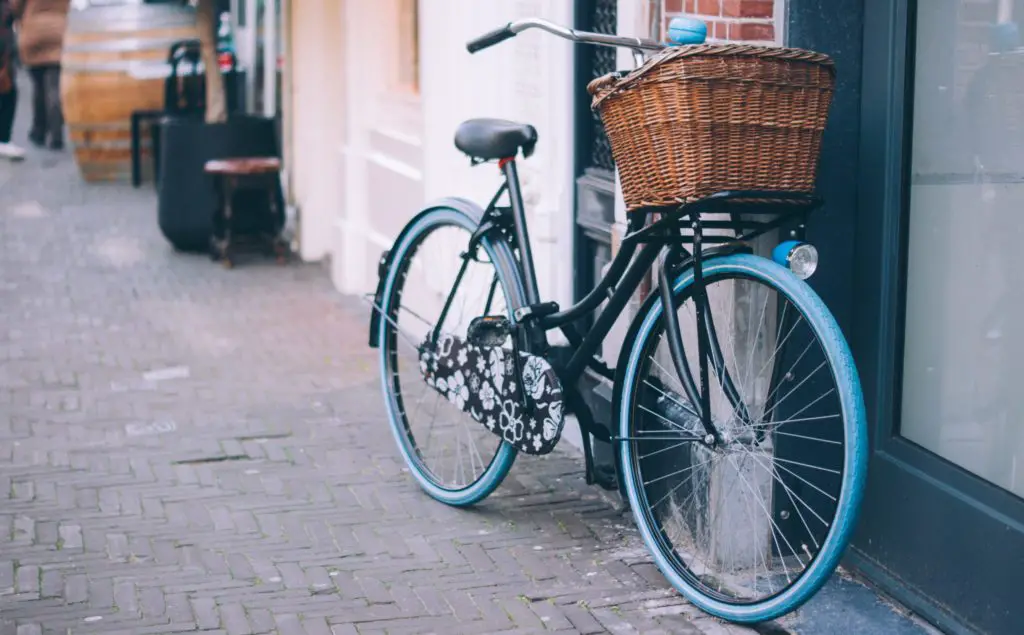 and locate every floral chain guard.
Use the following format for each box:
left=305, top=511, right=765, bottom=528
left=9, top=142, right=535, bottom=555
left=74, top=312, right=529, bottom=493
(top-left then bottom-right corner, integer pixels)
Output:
left=419, top=333, right=565, bottom=455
